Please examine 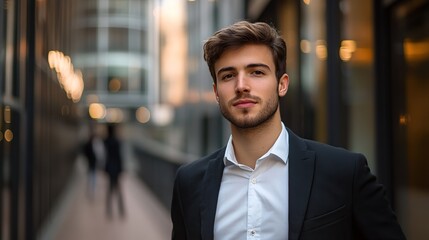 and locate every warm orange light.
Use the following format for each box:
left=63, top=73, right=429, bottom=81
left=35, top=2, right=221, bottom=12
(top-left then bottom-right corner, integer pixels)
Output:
left=48, top=50, right=84, bottom=102
left=109, top=78, right=122, bottom=92
left=300, top=39, right=311, bottom=53
left=315, top=40, right=327, bottom=60
left=4, top=129, right=13, bottom=142
left=136, top=107, right=151, bottom=124
left=89, top=103, right=106, bottom=119
left=399, top=114, right=410, bottom=126
left=404, top=38, right=429, bottom=62
left=339, top=40, right=356, bottom=62
left=4, top=106, right=11, bottom=123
